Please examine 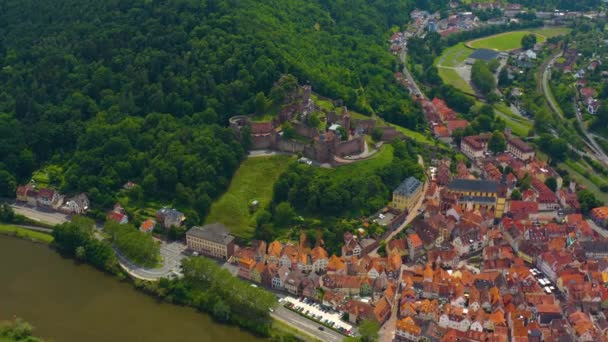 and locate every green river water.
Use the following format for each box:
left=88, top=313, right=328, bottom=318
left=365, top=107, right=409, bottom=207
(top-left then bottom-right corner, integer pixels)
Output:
left=0, top=235, right=262, bottom=342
